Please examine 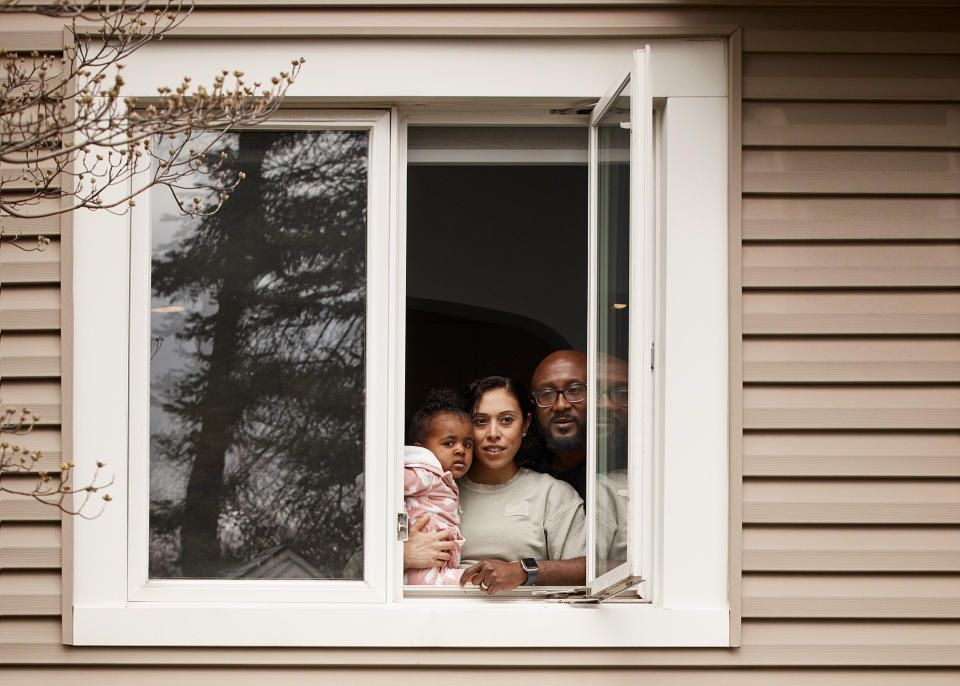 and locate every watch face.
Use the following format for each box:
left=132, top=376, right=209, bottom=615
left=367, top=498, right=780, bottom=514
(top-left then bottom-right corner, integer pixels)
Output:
left=521, top=557, right=538, bottom=572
